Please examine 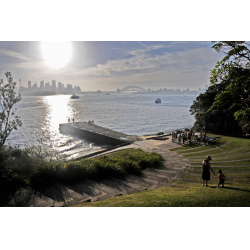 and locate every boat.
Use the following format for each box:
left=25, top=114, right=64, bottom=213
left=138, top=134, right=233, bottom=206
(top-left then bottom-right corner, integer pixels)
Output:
left=155, top=98, right=161, bottom=103
left=71, top=93, right=79, bottom=99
